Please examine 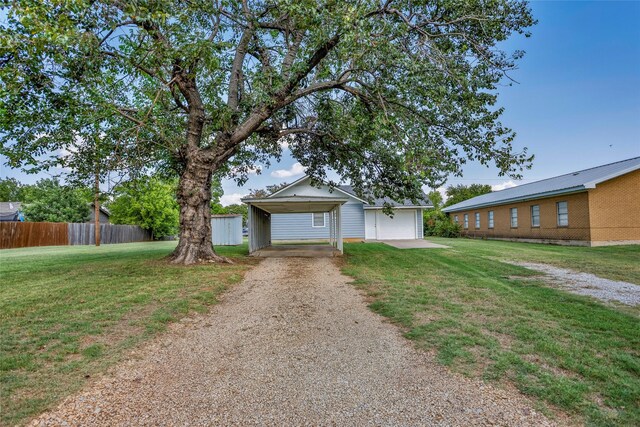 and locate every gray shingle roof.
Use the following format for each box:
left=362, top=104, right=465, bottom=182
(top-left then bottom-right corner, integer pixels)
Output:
left=443, top=157, right=640, bottom=213
left=338, top=185, right=432, bottom=208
